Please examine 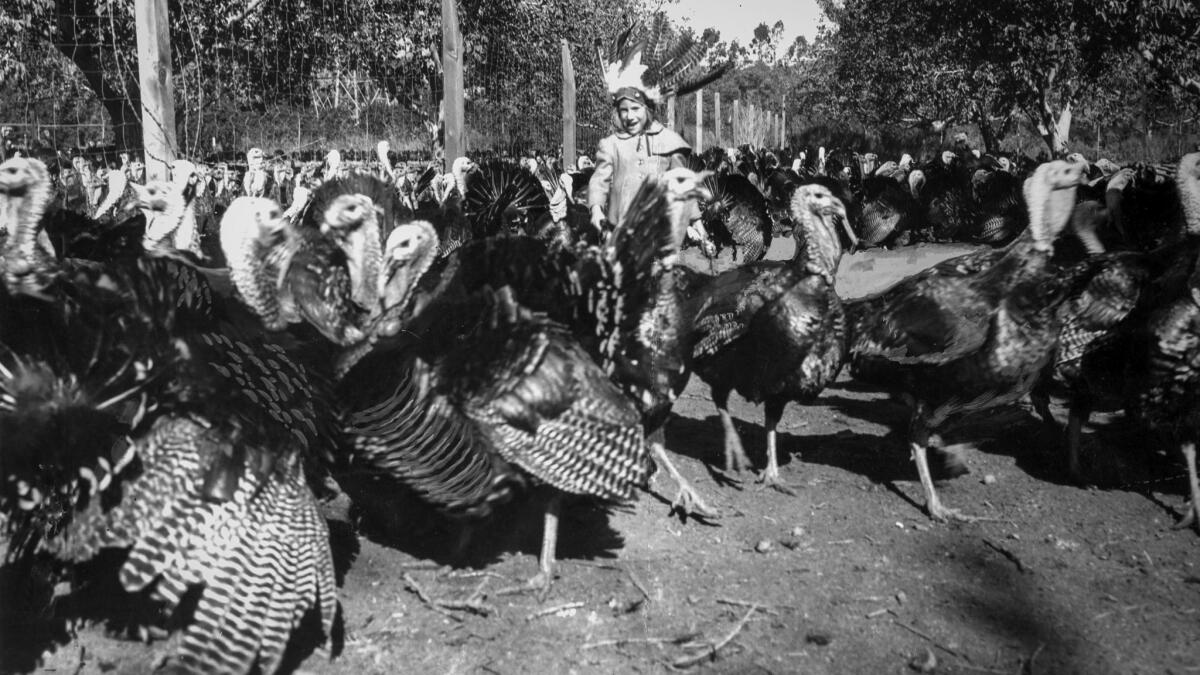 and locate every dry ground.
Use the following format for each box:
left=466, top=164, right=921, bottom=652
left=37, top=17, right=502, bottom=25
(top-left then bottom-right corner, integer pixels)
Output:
left=15, top=241, right=1200, bottom=675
